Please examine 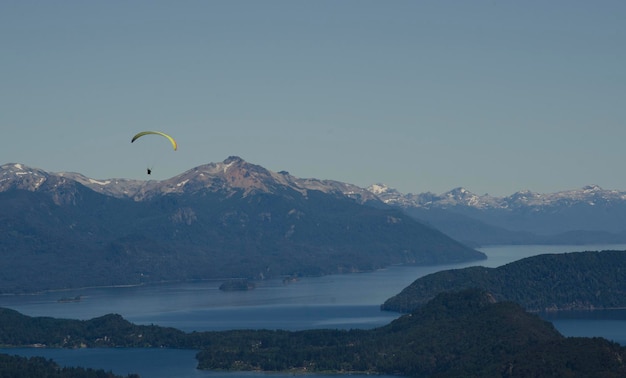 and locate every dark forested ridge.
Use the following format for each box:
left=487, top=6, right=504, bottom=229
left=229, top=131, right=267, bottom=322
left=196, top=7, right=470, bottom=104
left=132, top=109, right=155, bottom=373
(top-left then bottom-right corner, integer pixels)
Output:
left=375, top=184, right=626, bottom=246
left=195, top=290, right=626, bottom=377
left=2, top=290, right=626, bottom=377
left=0, top=308, right=187, bottom=348
left=382, top=249, right=626, bottom=313
left=0, top=353, right=137, bottom=378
